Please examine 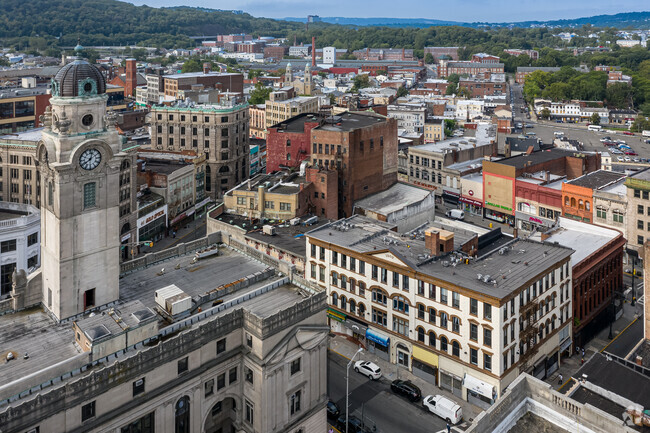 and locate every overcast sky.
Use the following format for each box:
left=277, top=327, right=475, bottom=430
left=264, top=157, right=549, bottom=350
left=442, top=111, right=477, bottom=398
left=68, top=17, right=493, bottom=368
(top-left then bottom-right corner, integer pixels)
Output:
left=125, top=0, right=648, bottom=22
